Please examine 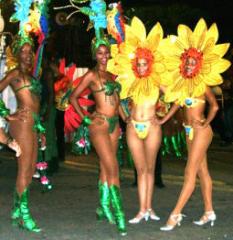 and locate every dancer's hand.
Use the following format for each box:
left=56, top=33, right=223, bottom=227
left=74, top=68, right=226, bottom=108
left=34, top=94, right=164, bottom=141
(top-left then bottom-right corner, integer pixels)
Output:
left=6, top=109, right=28, bottom=122
left=193, top=119, right=207, bottom=129
left=125, top=116, right=131, bottom=124
left=151, top=116, right=163, bottom=125
left=7, top=138, right=22, bottom=157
